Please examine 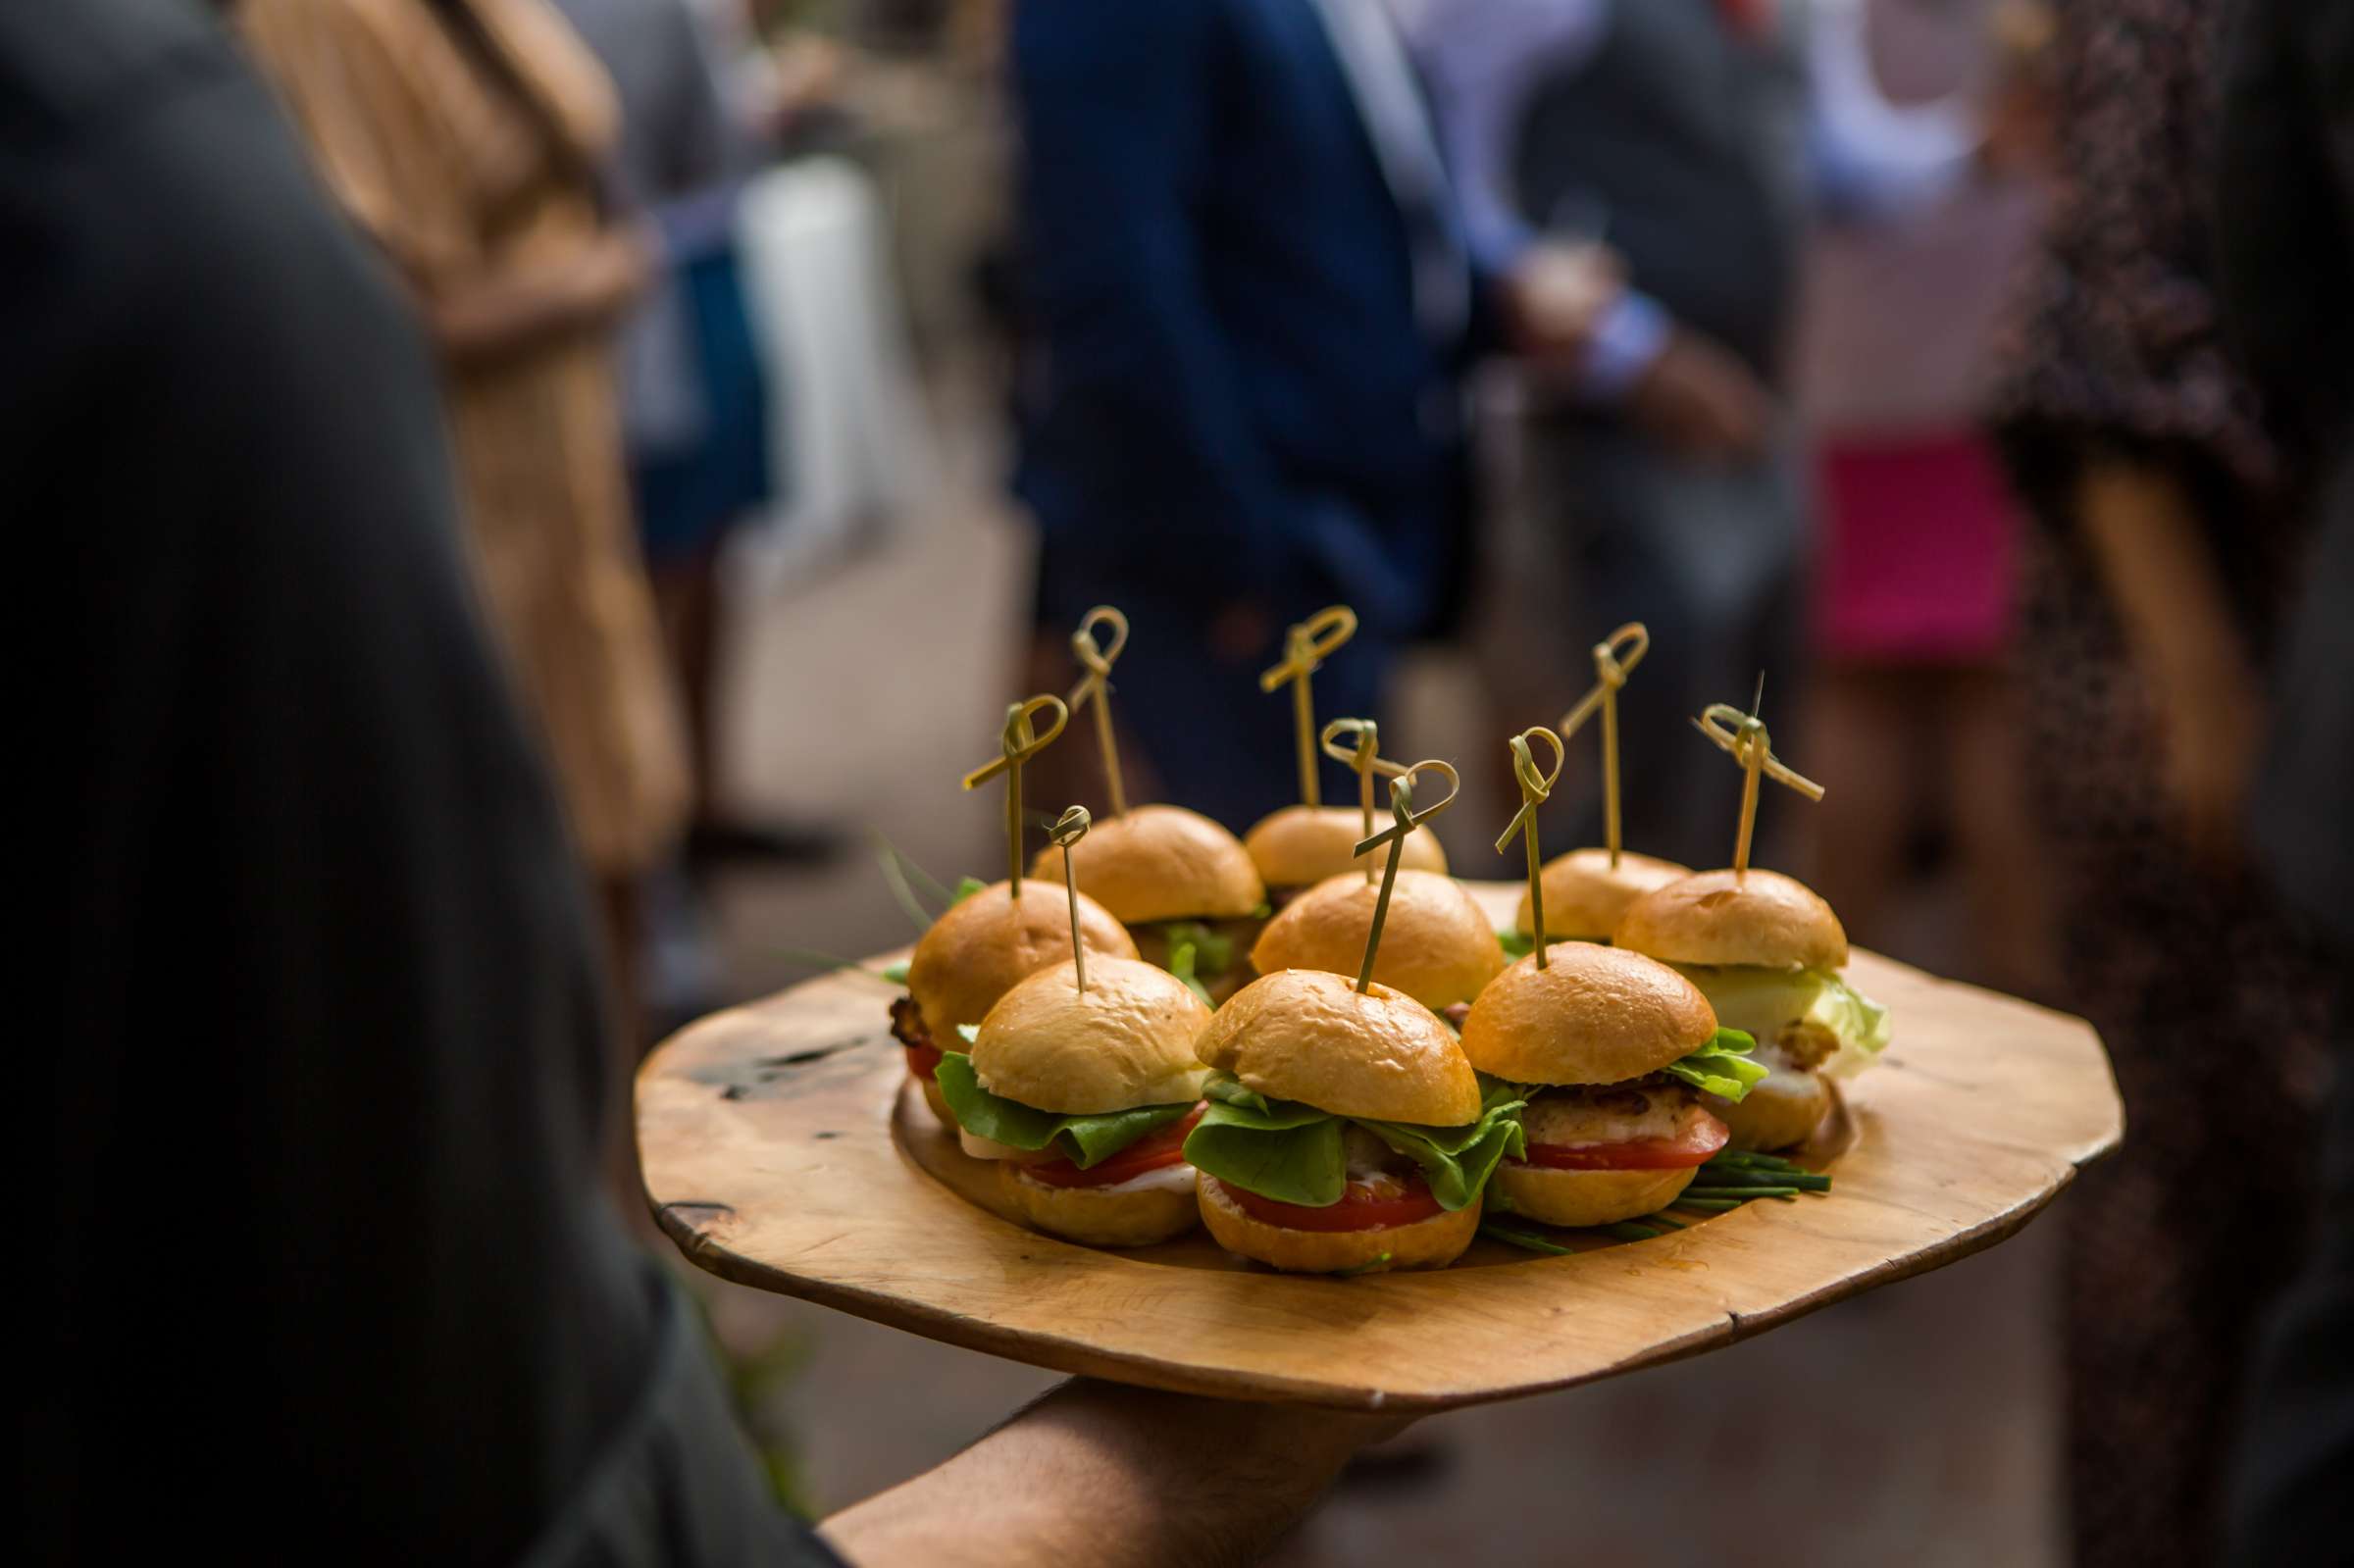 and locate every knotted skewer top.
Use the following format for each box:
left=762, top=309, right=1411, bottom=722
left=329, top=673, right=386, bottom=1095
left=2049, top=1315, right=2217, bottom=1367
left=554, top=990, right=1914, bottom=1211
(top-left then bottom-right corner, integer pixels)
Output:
left=1065, top=606, right=1130, bottom=818
left=1259, top=605, right=1357, bottom=807
left=1557, top=622, right=1650, bottom=866
left=1497, top=726, right=1566, bottom=968
left=961, top=693, right=1070, bottom=897
left=1692, top=695, right=1822, bottom=874
left=1350, top=757, right=1459, bottom=992
left=1047, top=804, right=1094, bottom=990
left=1320, top=716, right=1407, bottom=883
